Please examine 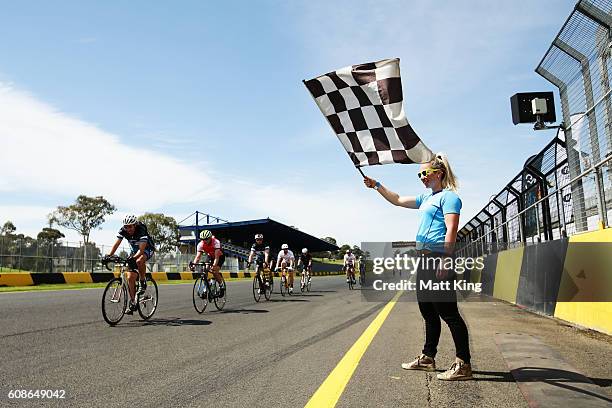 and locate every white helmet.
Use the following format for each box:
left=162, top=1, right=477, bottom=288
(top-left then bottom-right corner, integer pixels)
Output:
left=302, top=248, right=308, bottom=254
left=200, top=230, right=212, bottom=240
left=123, top=215, right=137, bottom=226
left=255, top=233, right=263, bottom=240
left=281, top=243, right=289, bottom=250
